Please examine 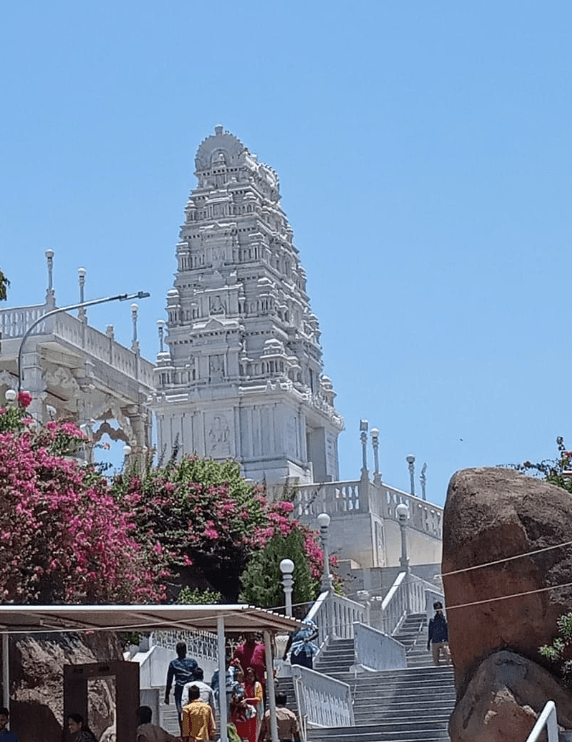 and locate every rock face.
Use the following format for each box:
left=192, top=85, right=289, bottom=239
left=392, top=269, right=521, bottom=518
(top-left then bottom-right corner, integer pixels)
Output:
left=8, top=632, right=123, bottom=742
left=443, top=467, right=572, bottom=699
left=449, top=650, right=572, bottom=741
